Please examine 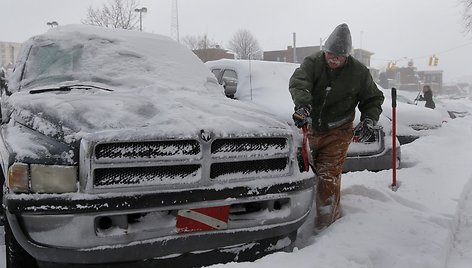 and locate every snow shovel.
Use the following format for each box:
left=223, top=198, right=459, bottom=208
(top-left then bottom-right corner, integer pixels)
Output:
left=391, top=87, right=398, bottom=191
left=301, top=125, right=310, bottom=172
